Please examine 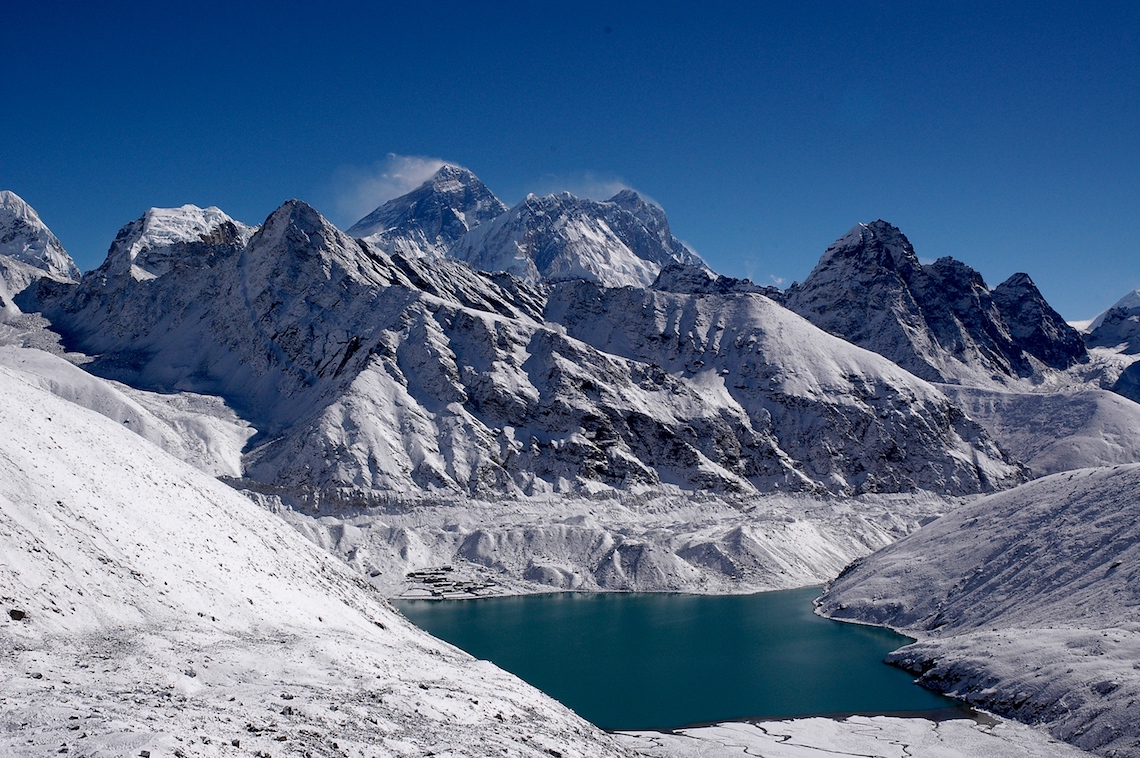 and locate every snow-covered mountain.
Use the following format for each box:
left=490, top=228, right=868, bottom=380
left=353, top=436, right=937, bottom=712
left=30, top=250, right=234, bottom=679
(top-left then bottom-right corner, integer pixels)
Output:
left=24, top=199, right=1025, bottom=500
left=448, top=188, right=706, bottom=288
left=1085, top=288, right=1140, bottom=354
left=347, top=164, right=508, bottom=257
left=0, top=190, right=79, bottom=282
left=0, top=191, right=81, bottom=321
left=785, top=221, right=1087, bottom=385
left=0, top=345, right=628, bottom=756
left=818, top=464, right=1140, bottom=756
left=941, top=384, right=1140, bottom=477
left=348, top=166, right=706, bottom=289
